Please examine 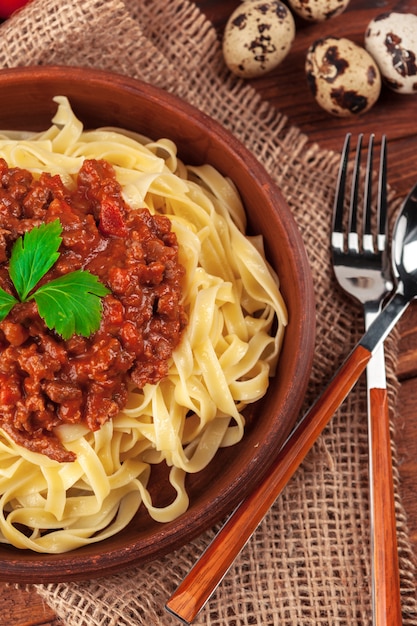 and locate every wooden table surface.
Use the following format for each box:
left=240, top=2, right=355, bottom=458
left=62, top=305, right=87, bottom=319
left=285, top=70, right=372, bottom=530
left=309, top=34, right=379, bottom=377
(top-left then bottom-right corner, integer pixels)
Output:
left=1, top=0, right=417, bottom=624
